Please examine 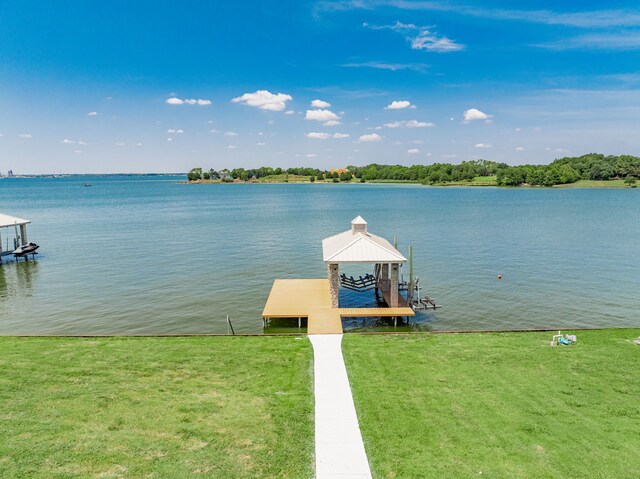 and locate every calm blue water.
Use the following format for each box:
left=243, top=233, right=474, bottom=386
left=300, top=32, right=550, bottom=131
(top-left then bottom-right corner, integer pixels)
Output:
left=0, top=176, right=638, bottom=334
